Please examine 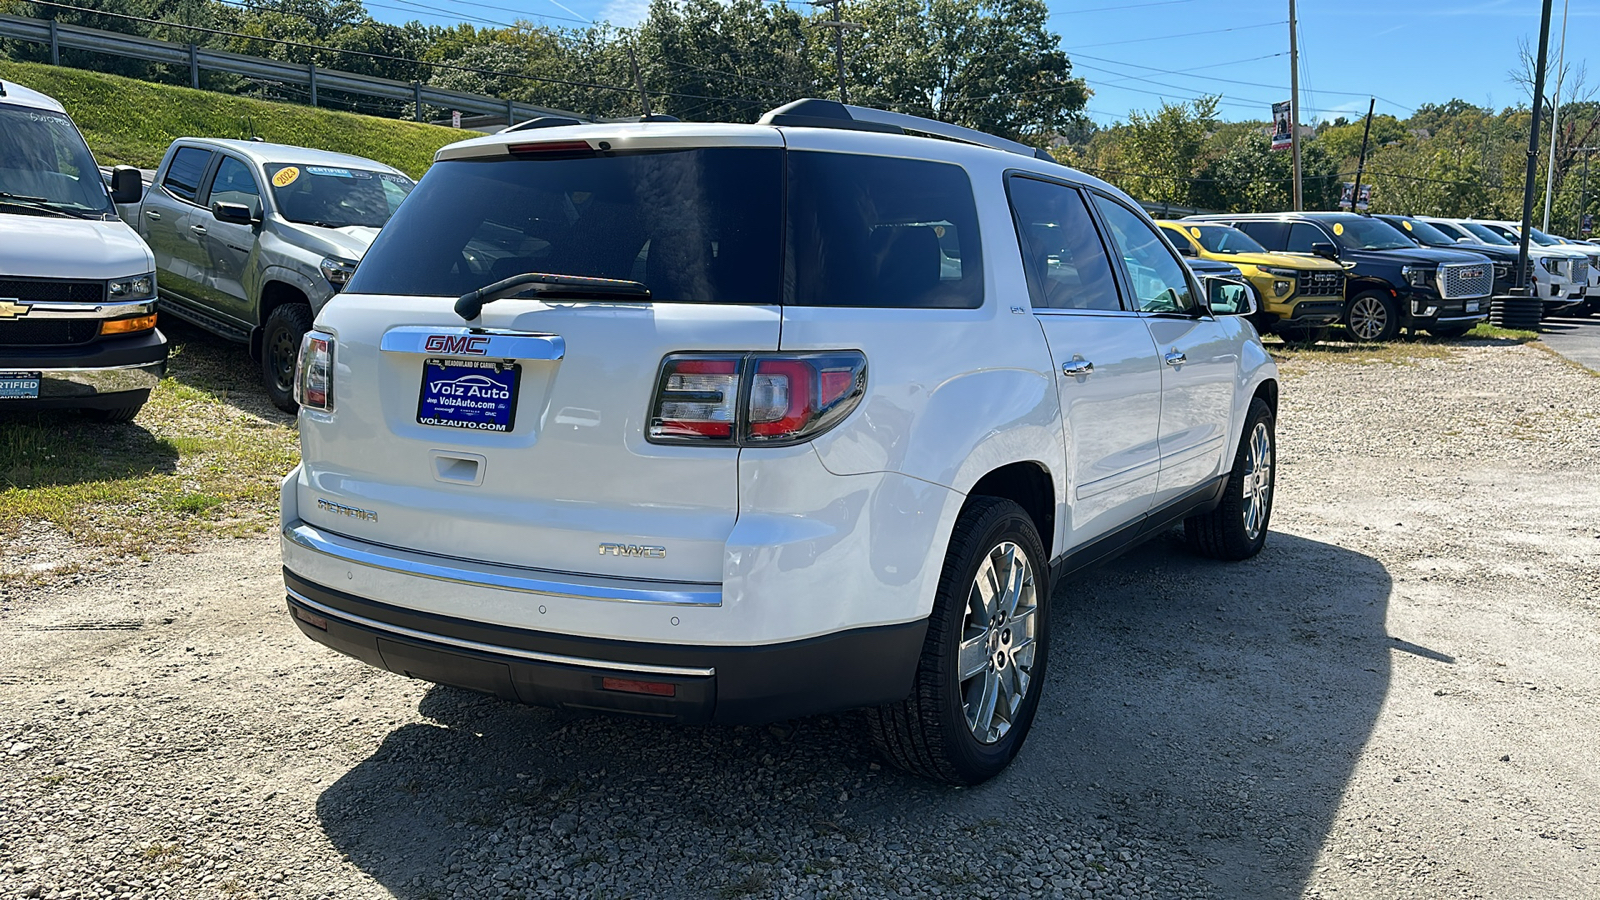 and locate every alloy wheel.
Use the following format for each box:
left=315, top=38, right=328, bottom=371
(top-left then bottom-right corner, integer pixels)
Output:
left=1241, top=421, right=1273, bottom=541
left=958, top=541, right=1039, bottom=744
left=1348, top=296, right=1388, bottom=341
